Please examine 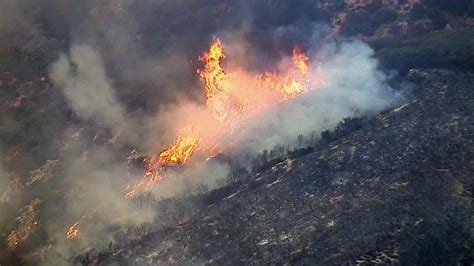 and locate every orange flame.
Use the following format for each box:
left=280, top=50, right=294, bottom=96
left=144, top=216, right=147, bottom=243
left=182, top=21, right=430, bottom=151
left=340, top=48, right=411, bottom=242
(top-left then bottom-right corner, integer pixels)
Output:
left=293, top=46, right=310, bottom=75
left=155, top=125, right=202, bottom=166
left=127, top=38, right=325, bottom=196
left=66, top=222, right=79, bottom=239
left=197, top=38, right=227, bottom=104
